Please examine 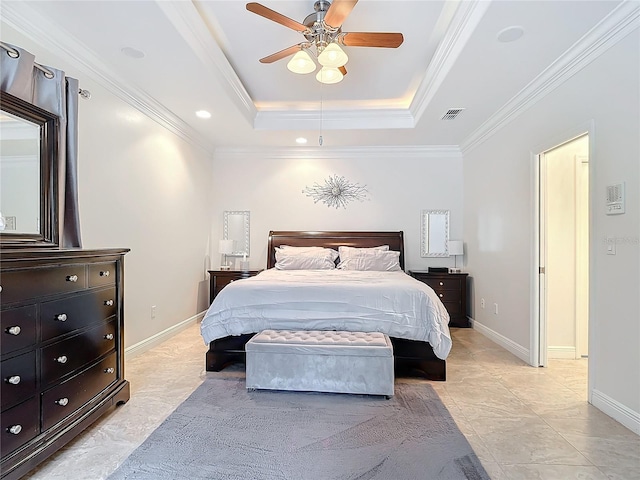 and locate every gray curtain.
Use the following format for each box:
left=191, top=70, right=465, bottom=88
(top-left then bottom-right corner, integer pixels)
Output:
left=1, top=42, right=82, bottom=247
